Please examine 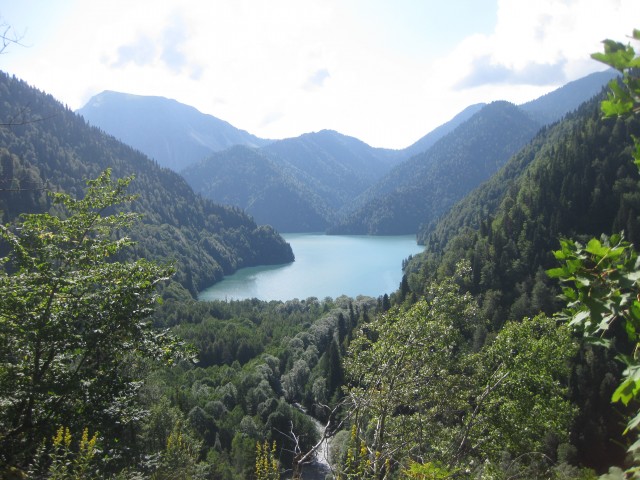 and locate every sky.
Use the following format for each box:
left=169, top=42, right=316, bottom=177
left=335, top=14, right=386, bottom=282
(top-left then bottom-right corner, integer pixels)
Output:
left=1, top=0, right=639, bottom=149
